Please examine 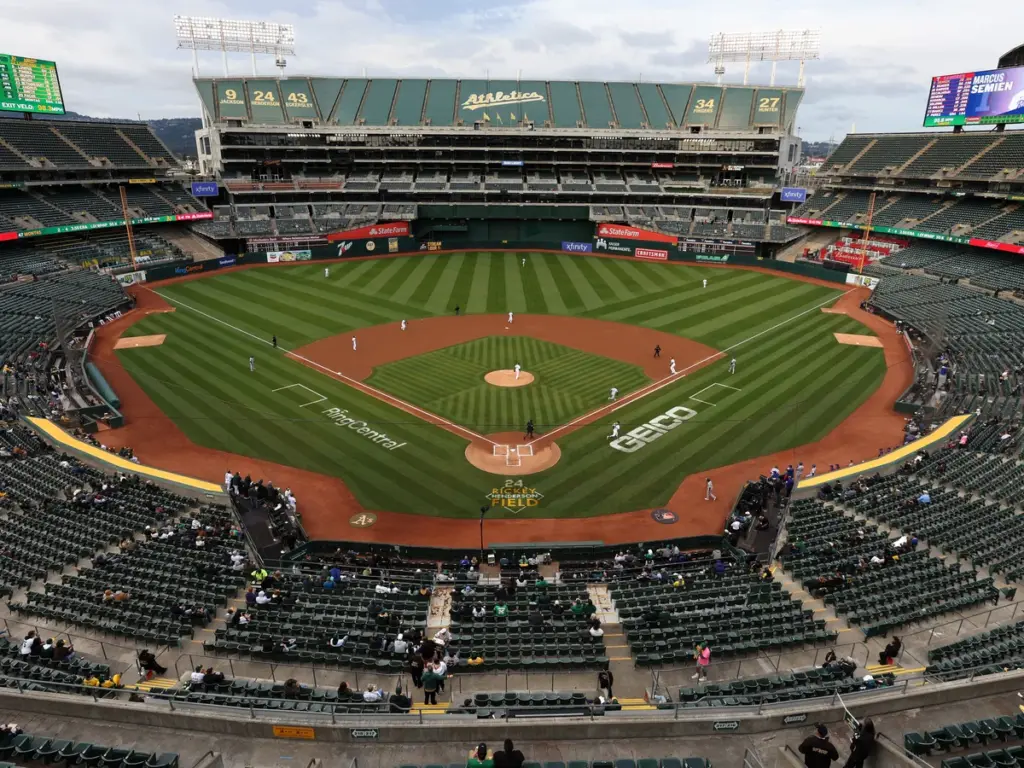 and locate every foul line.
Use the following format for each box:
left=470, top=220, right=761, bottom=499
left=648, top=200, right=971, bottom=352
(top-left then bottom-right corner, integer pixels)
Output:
left=151, top=289, right=498, bottom=447
left=540, top=288, right=855, bottom=442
